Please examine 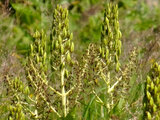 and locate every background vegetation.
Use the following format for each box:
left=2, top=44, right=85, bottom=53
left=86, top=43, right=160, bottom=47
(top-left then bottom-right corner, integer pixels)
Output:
left=0, top=0, right=160, bottom=119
